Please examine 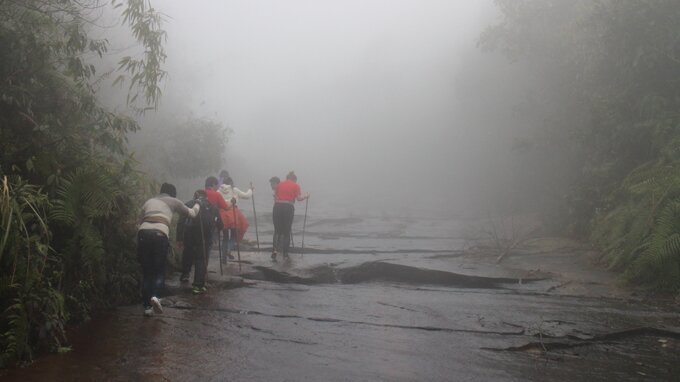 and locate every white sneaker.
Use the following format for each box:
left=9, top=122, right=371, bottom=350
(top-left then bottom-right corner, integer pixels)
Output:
left=144, top=307, right=153, bottom=317
left=150, top=297, right=163, bottom=314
